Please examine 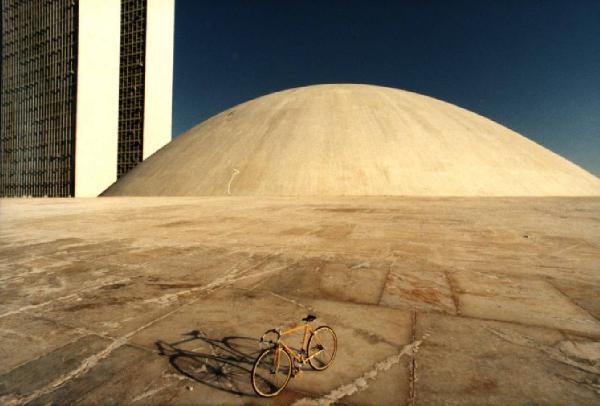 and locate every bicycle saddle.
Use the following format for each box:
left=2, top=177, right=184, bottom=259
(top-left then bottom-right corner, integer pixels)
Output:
left=302, top=314, right=317, bottom=322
